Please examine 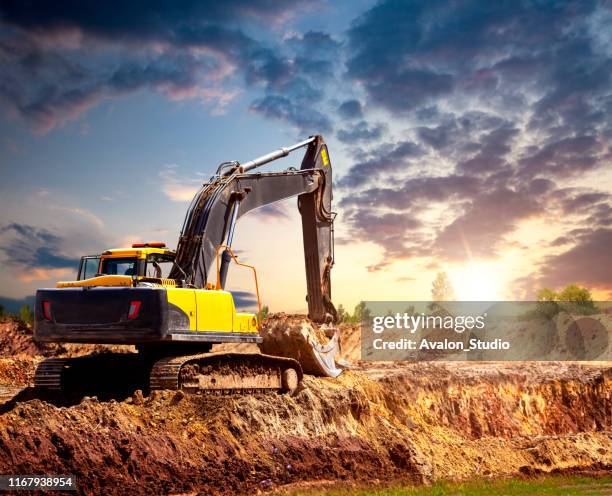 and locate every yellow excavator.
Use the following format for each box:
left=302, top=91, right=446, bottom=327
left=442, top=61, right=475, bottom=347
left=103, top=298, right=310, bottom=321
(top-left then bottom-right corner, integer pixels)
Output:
left=33, top=135, right=341, bottom=395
